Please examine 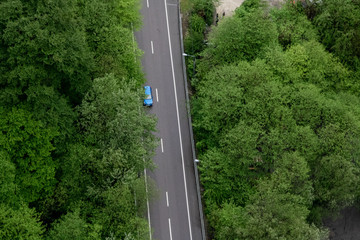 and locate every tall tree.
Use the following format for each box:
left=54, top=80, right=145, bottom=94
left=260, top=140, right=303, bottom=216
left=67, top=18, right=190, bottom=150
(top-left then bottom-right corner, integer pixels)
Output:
left=77, top=0, right=143, bottom=81
left=0, top=107, right=57, bottom=203
left=284, top=41, right=351, bottom=92
left=92, top=182, right=150, bottom=239
left=0, top=151, right=17, bottom=205
left=270, top=2, right=318, bottom=48
left=212, top=153, right=326, bottom=240
left=48, top=208, right=101, bottom=240
left=193, top=0, right=360, bottom=238
left=57, top=74, right=156, bottom=237
left=0, top=0, right=94, bottom=105
left=314, top=0, right=360, bottom=69
left=198, top=2, right=278, bottom=74
left=0, top=204, right=44, bottom=240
